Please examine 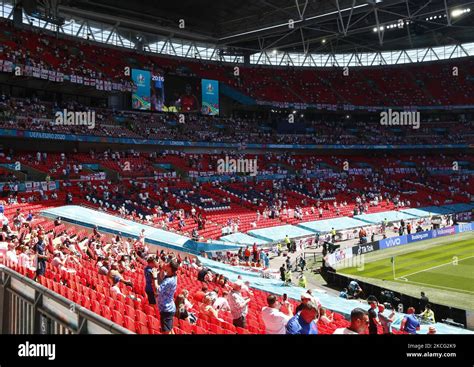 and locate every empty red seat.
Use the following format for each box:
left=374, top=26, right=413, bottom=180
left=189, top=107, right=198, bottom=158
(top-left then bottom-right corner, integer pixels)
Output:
left=136, top=323, right=149, bottom=334
left=125, top=305, right=136, bottom=319
left=101, top=305, right=112, bottom=319
left=147, top=315, right=160, bottom=332
left=124, top=316, right=136, bottom=332
left=135, top=310, right=147, bottom=325
left=112, top=310, right=124, bottom=326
